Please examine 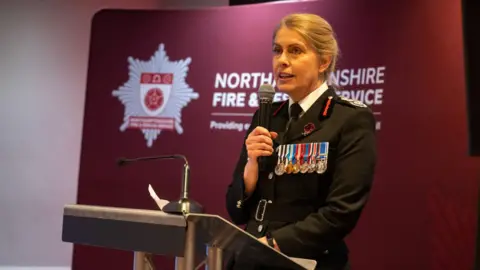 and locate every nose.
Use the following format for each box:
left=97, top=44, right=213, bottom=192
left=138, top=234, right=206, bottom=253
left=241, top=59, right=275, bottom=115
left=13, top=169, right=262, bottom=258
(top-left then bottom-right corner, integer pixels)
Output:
left=277, top=52, right=289, bottom=67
